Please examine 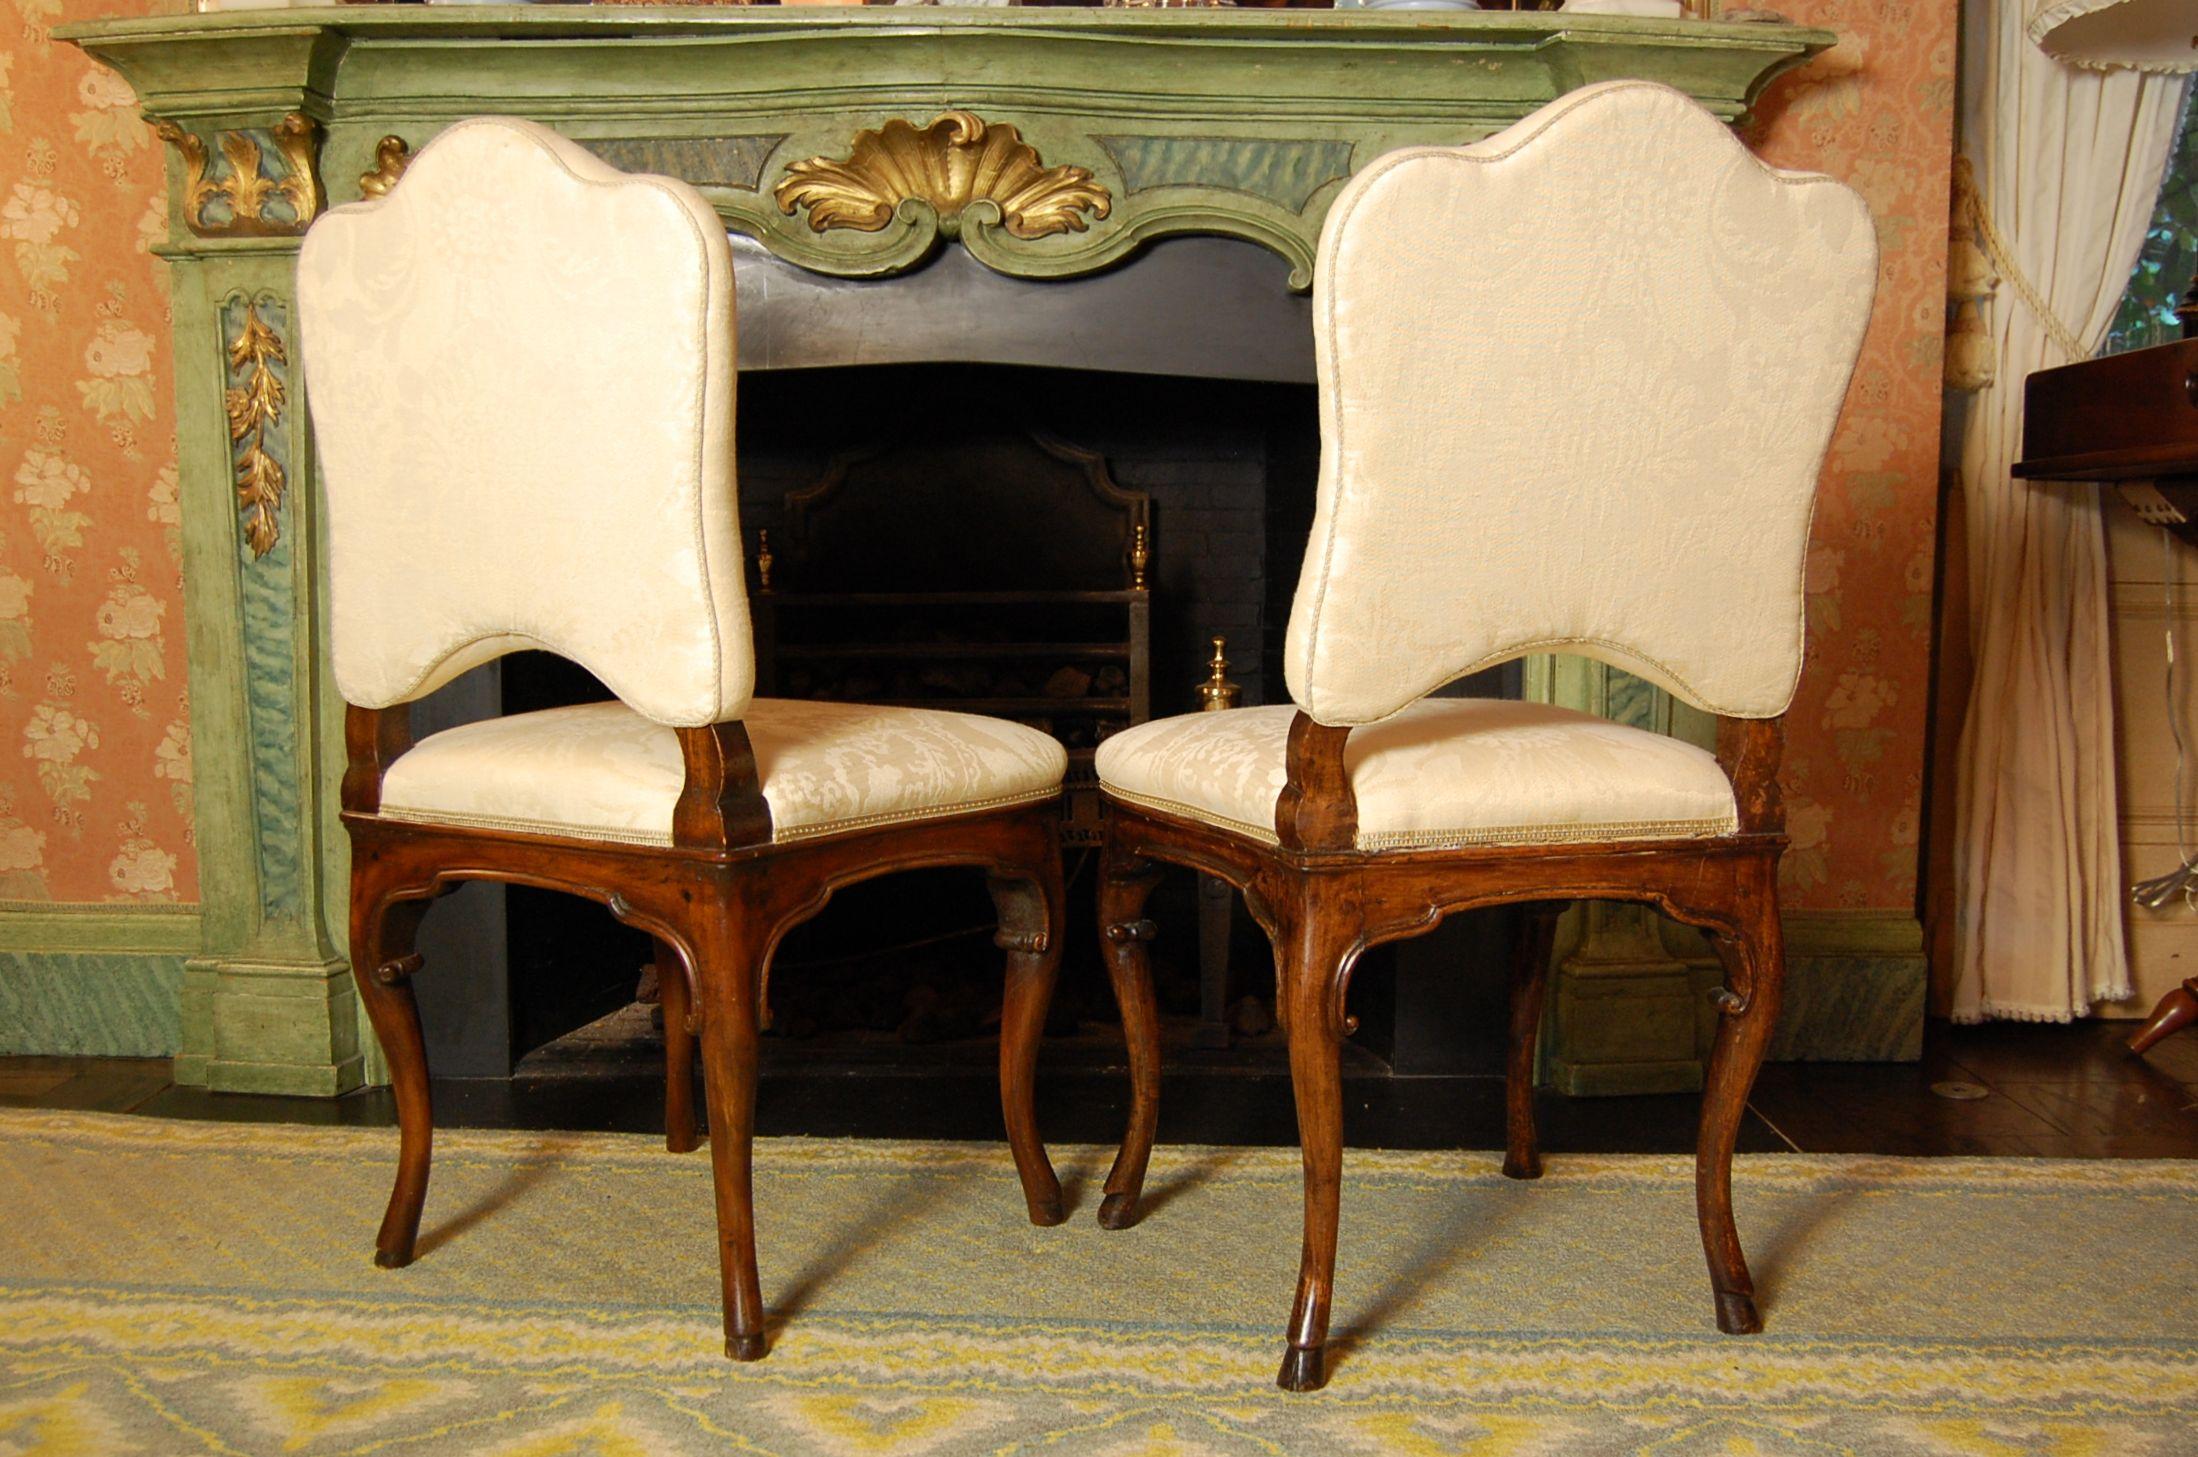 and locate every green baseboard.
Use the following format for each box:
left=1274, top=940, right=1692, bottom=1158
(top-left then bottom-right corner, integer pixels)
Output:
left=1547, top=908, right=1924, bottom=1095
left=1774, top=910, right=1926, bottom=1063
left=0, top=903, right=199, bottom=1057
